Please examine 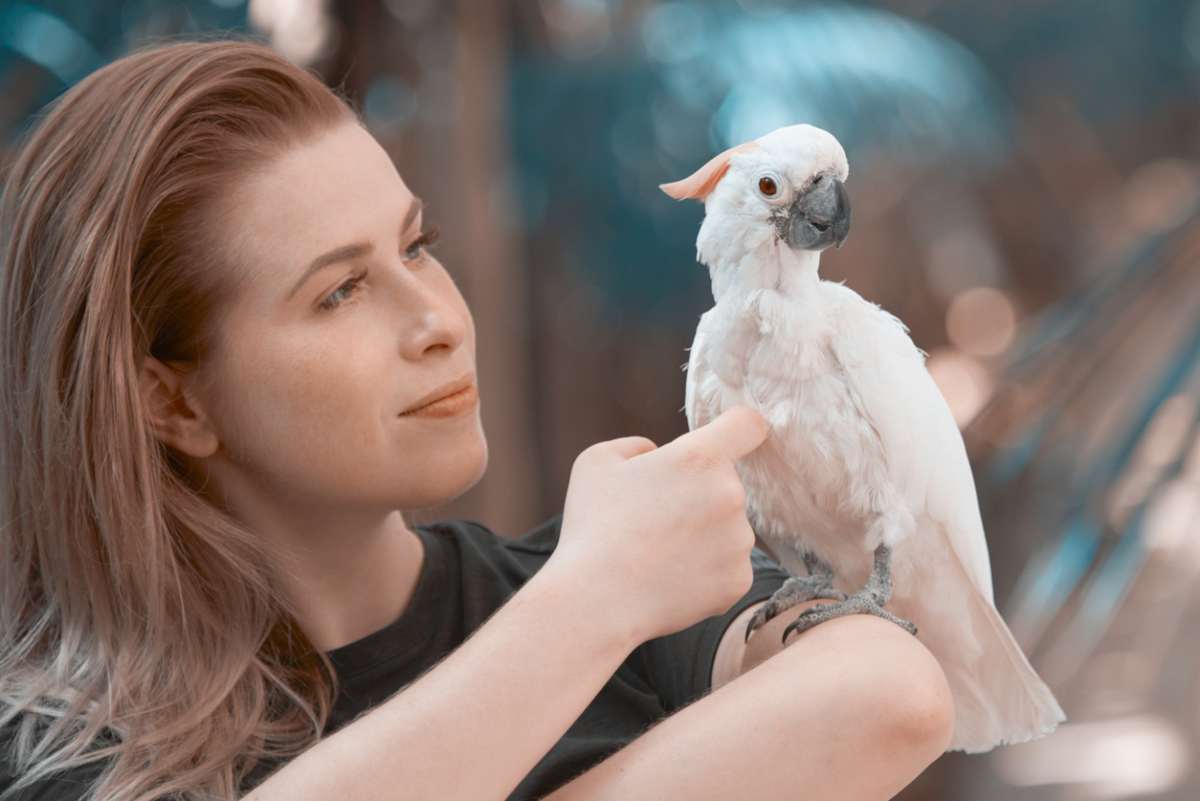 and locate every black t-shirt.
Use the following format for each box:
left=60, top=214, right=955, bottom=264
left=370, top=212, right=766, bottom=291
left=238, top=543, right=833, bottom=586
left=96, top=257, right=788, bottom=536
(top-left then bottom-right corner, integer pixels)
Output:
left=1, top=514, right=791, bottom=800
